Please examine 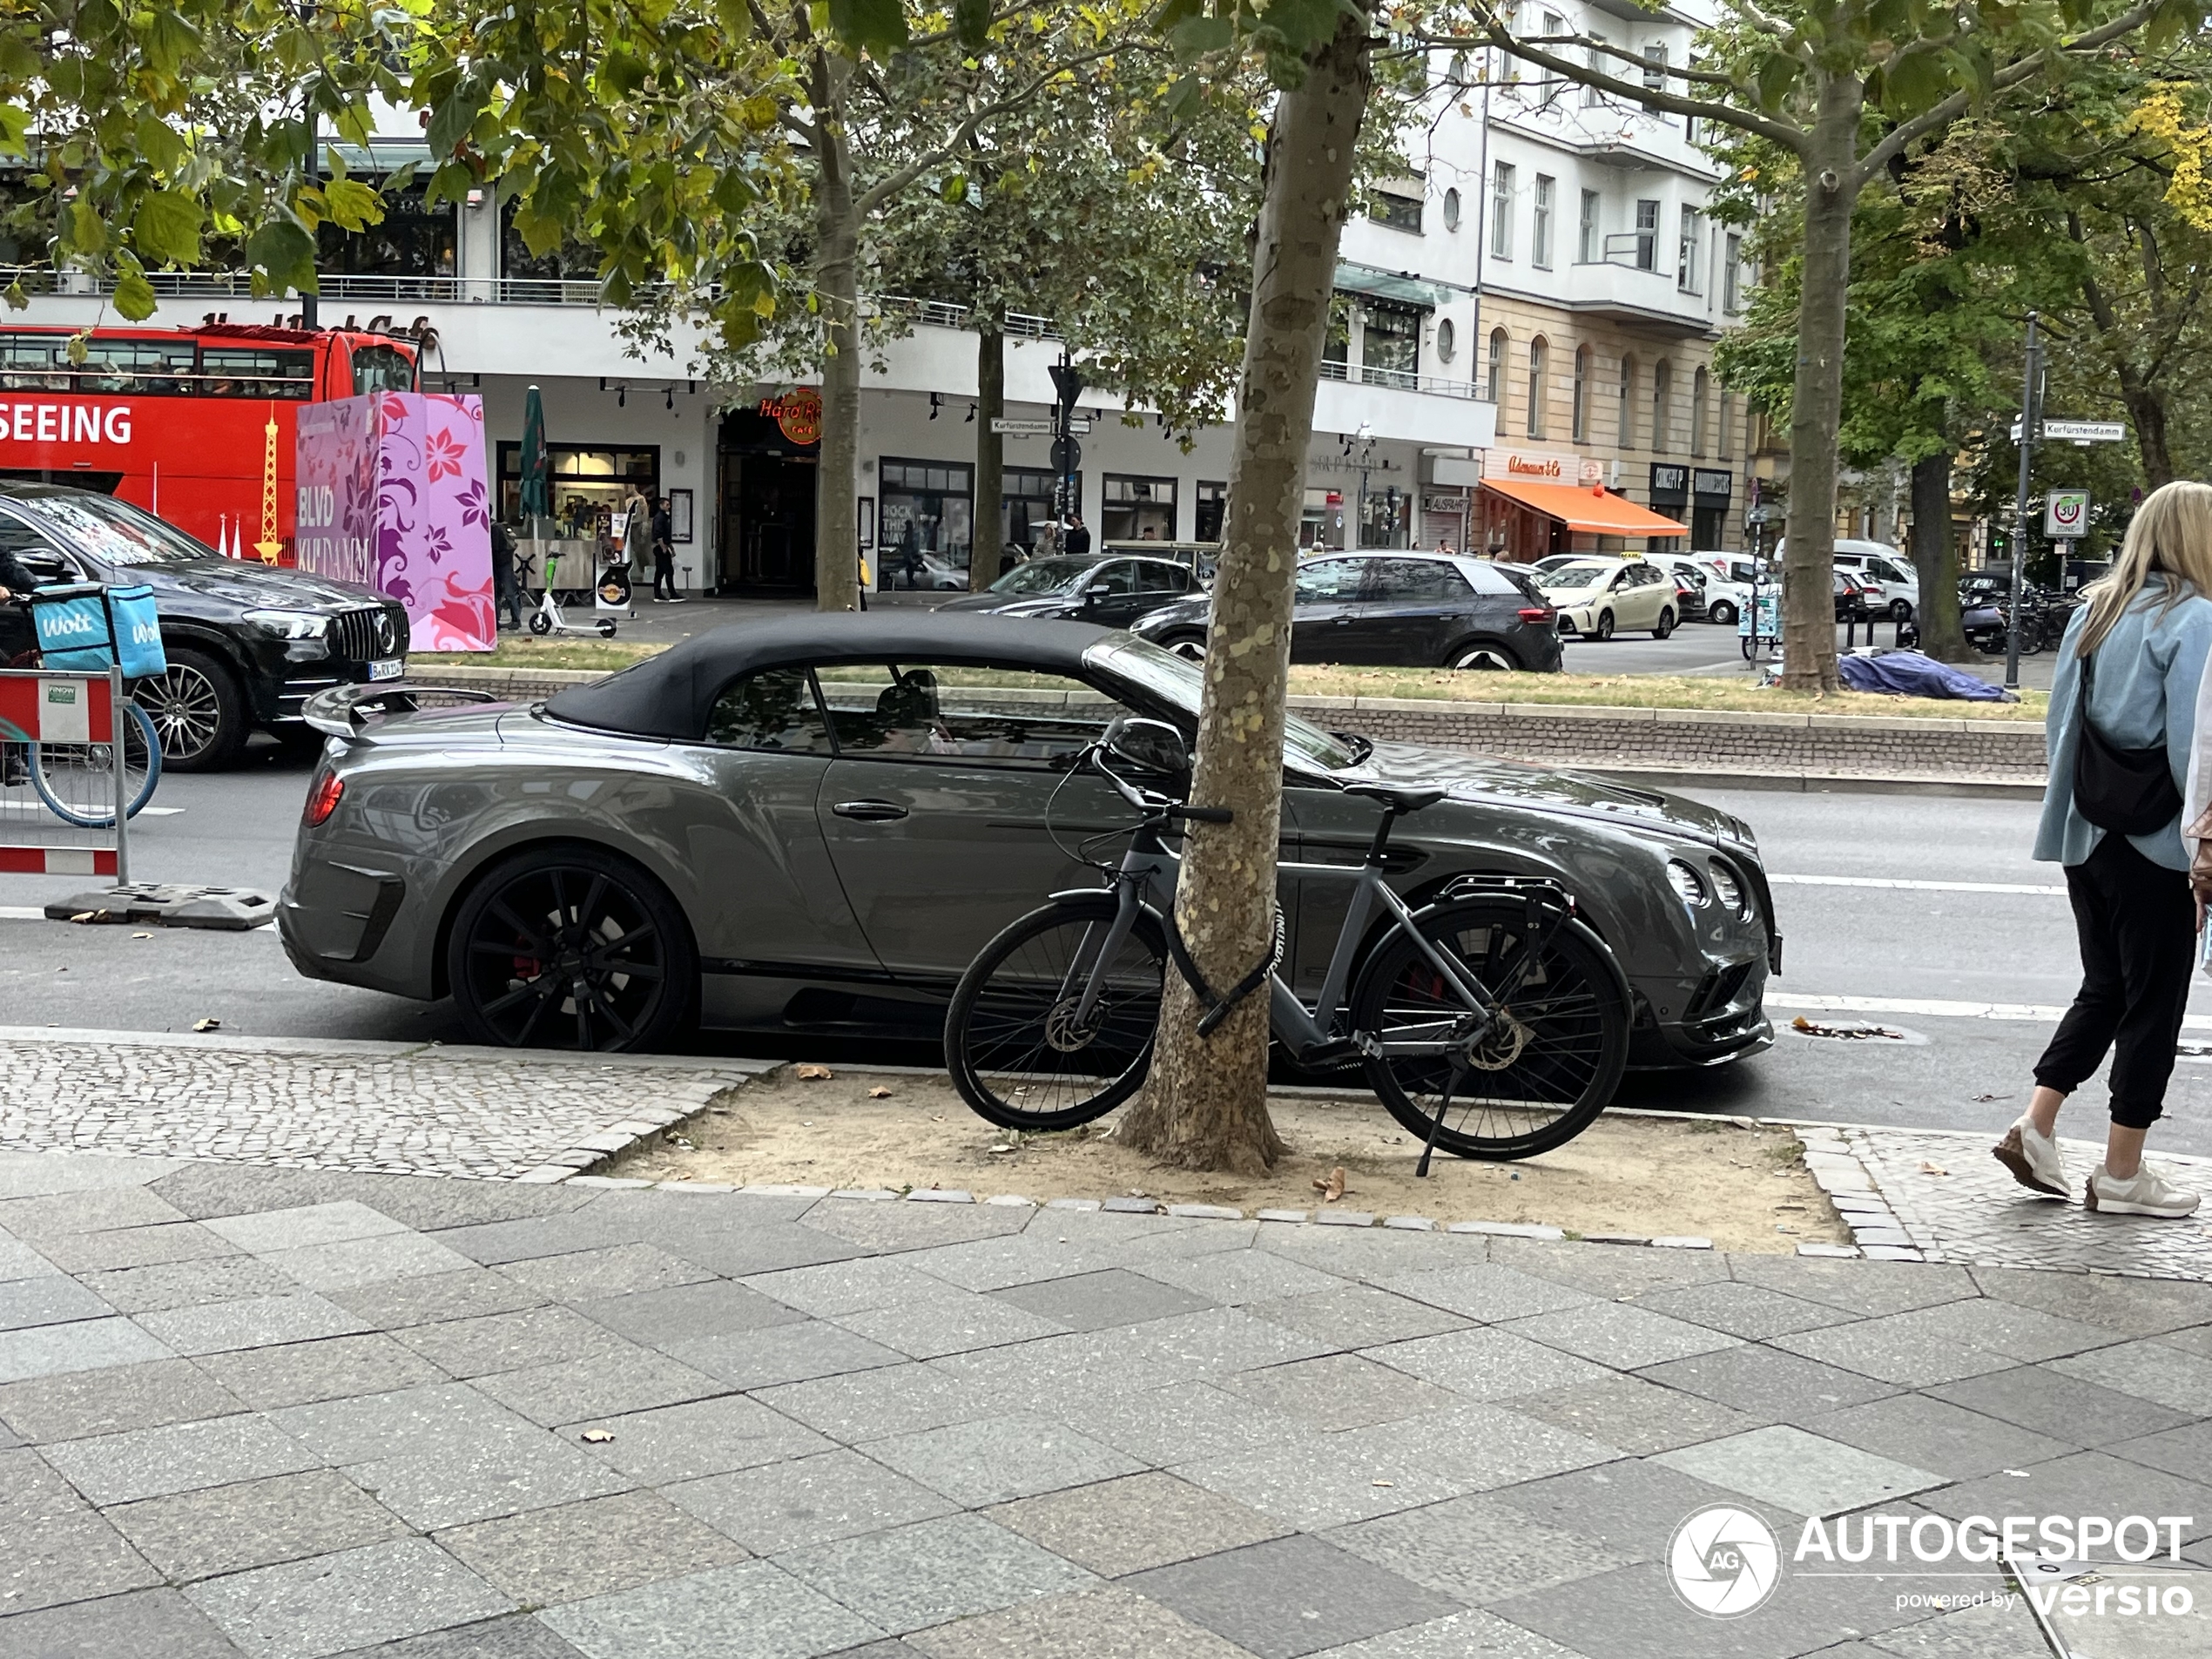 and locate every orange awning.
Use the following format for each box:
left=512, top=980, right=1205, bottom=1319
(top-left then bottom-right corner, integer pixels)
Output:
left=1480, top=478, right=1689, bottom=537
